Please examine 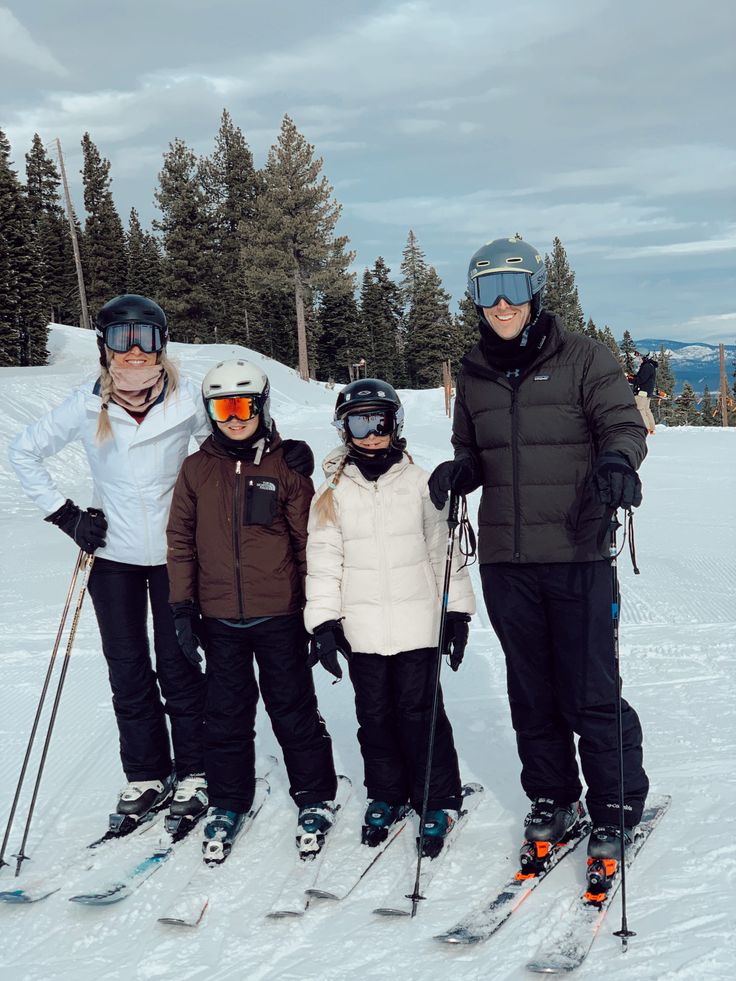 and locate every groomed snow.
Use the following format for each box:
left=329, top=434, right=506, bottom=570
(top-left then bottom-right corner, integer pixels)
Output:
left=0, top=325, right=734, bottom=981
